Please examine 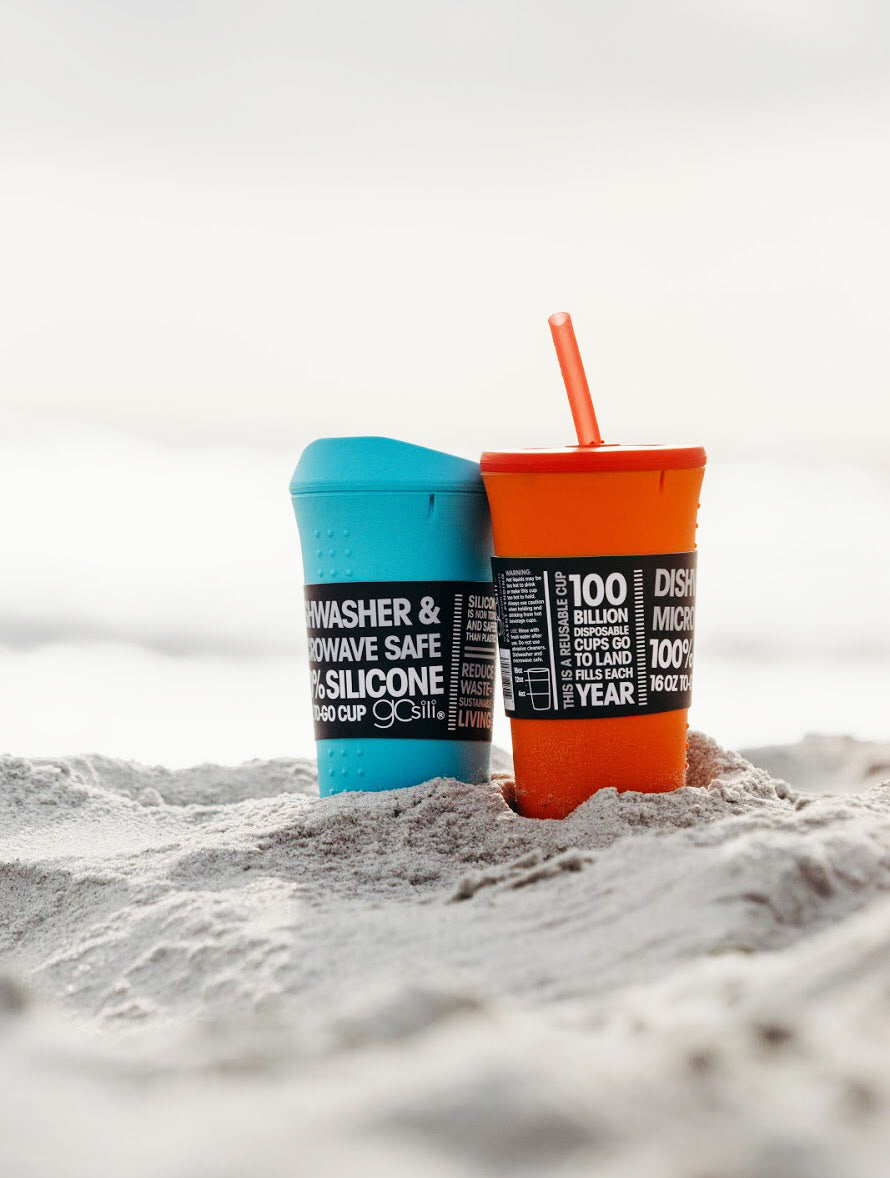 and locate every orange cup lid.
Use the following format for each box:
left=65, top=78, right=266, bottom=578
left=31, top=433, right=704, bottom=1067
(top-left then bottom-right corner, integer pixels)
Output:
left=480, top=444, right=706, bottom=474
